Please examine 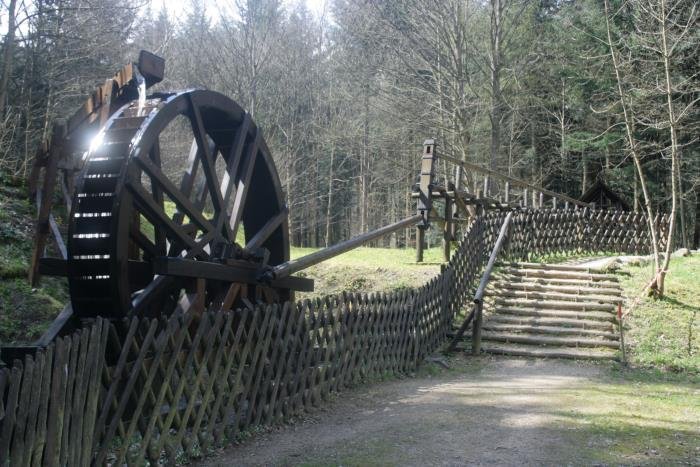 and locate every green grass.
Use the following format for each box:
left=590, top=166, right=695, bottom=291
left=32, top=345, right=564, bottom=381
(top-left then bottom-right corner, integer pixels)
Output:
left=291, top=246, right=443, bottom=300
left=553, top=366, right=699, bottom=464
left=618, top=255, right=700, bottom=373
